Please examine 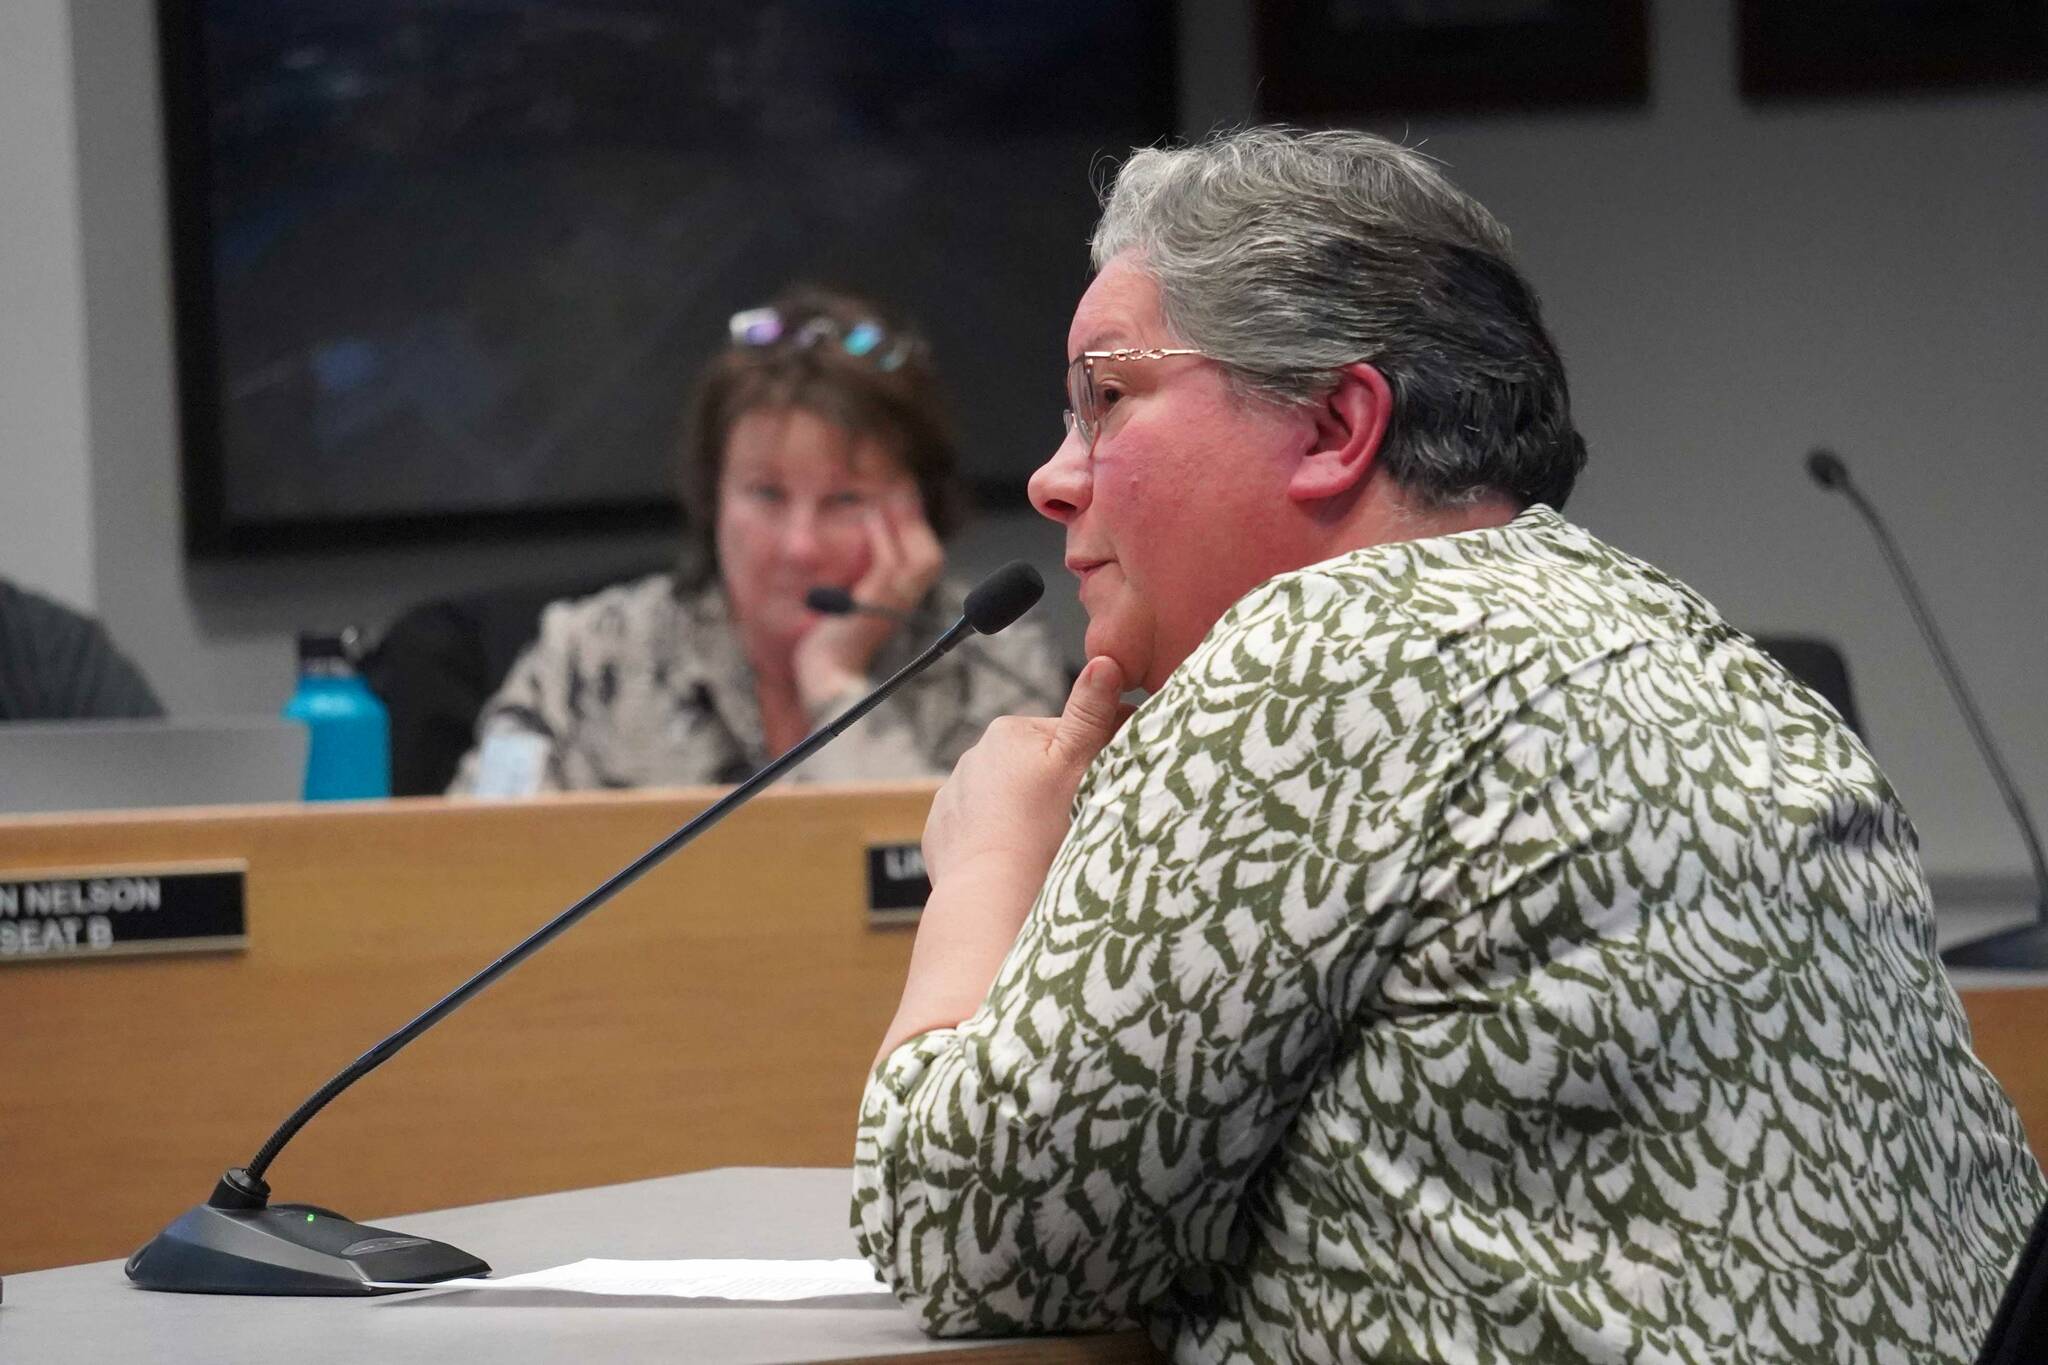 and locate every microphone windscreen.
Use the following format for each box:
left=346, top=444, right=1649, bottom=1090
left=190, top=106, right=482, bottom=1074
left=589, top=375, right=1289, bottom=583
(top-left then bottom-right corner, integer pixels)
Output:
left=1806, top=448, right=1850, bottom=490
left=963, top=561, right=1044, bottom=636
left=804, top=585, right=856, bottom=615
